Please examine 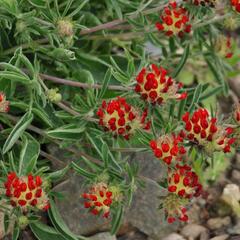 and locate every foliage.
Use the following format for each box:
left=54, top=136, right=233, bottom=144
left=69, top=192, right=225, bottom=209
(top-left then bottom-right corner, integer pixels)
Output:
left=0, top=0, right=239, bottom=238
